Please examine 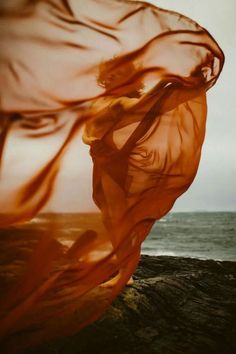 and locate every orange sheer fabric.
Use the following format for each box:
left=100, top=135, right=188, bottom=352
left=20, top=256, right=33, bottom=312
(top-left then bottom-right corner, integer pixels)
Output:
left=0, top=0, right=224, bottom=352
